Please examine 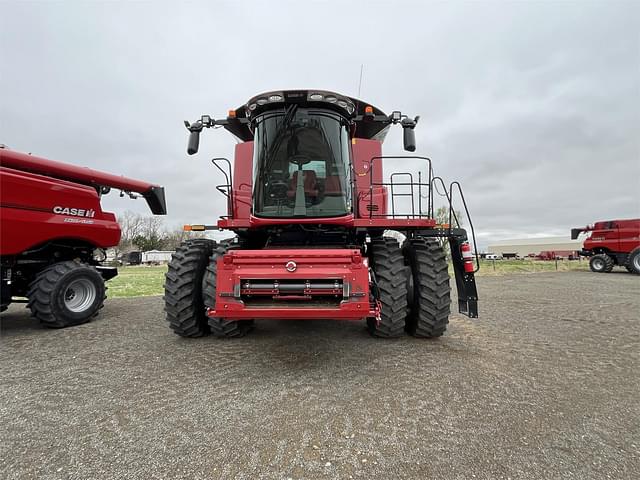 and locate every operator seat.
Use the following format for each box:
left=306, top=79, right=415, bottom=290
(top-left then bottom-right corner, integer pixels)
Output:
left=324, top=166, right=343, bottom=196
left=287, top=170, right=319, bottom=199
